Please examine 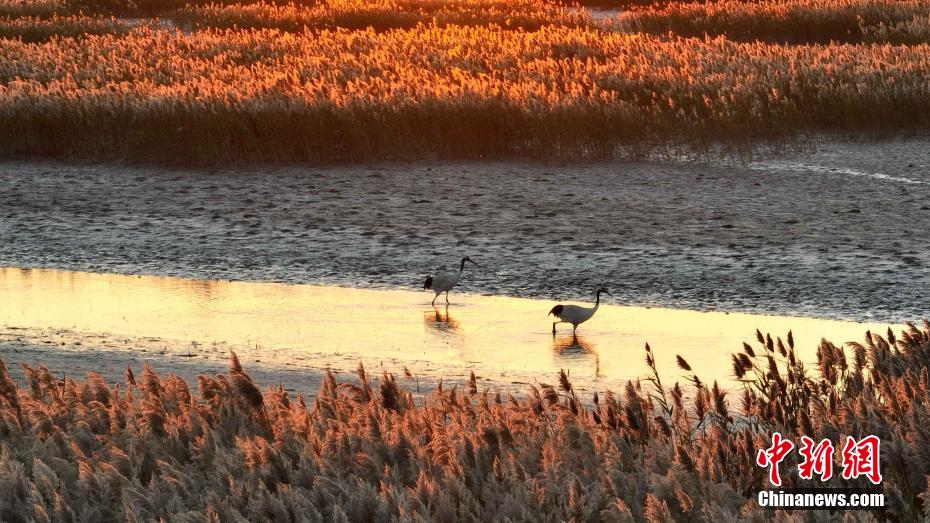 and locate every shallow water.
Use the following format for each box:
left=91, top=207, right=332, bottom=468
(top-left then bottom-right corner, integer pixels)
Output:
left=3, top=140, right=929, bottom=323
left=0, top=267, right=896, bottom=395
